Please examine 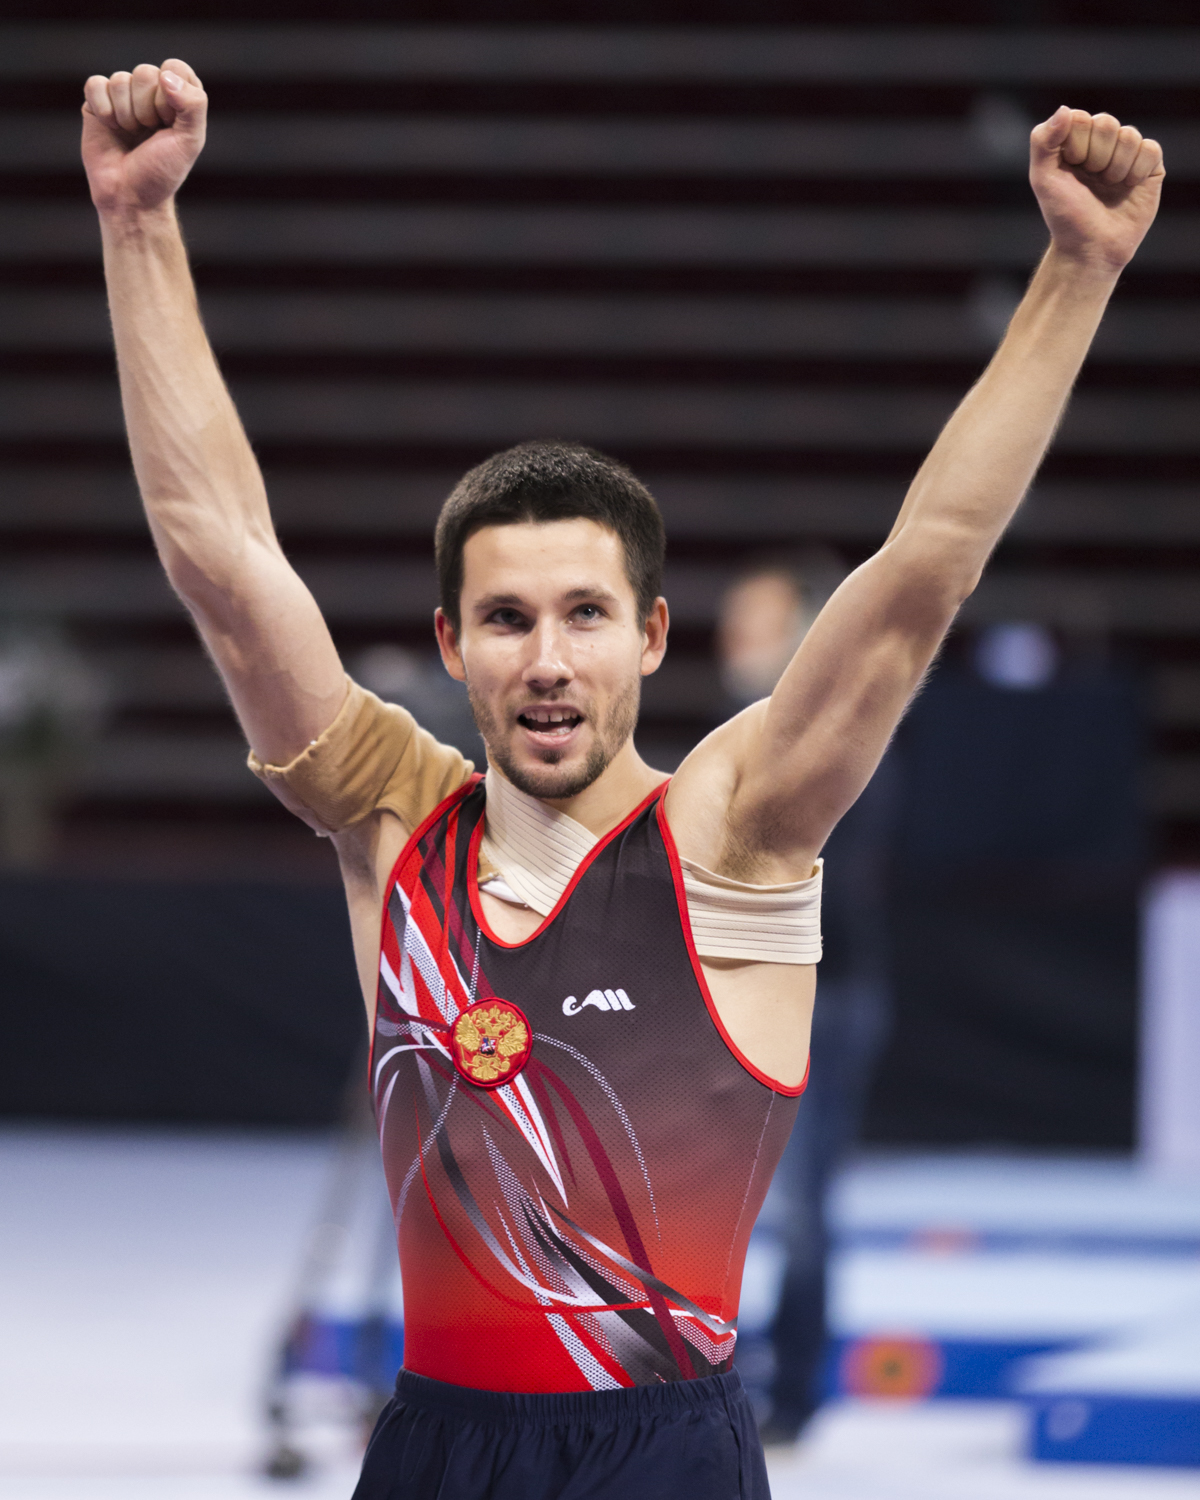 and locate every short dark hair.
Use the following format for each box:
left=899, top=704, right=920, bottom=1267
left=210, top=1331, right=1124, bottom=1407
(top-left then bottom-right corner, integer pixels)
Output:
left=435, top=441, right=666, bottom=630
